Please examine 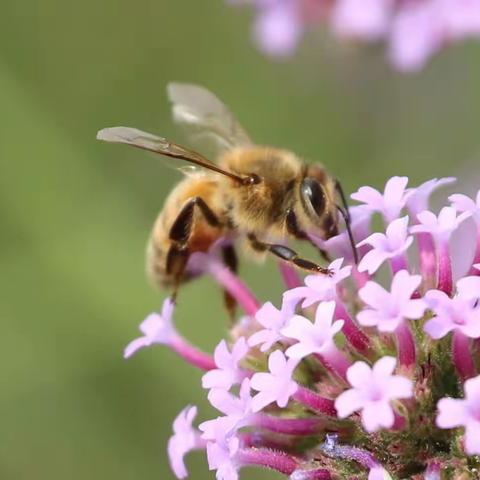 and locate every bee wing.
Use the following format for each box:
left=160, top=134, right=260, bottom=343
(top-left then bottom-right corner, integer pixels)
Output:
left=167, top=83, right=252, bottom=156
left=97, top=126, right=245, bottom=182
